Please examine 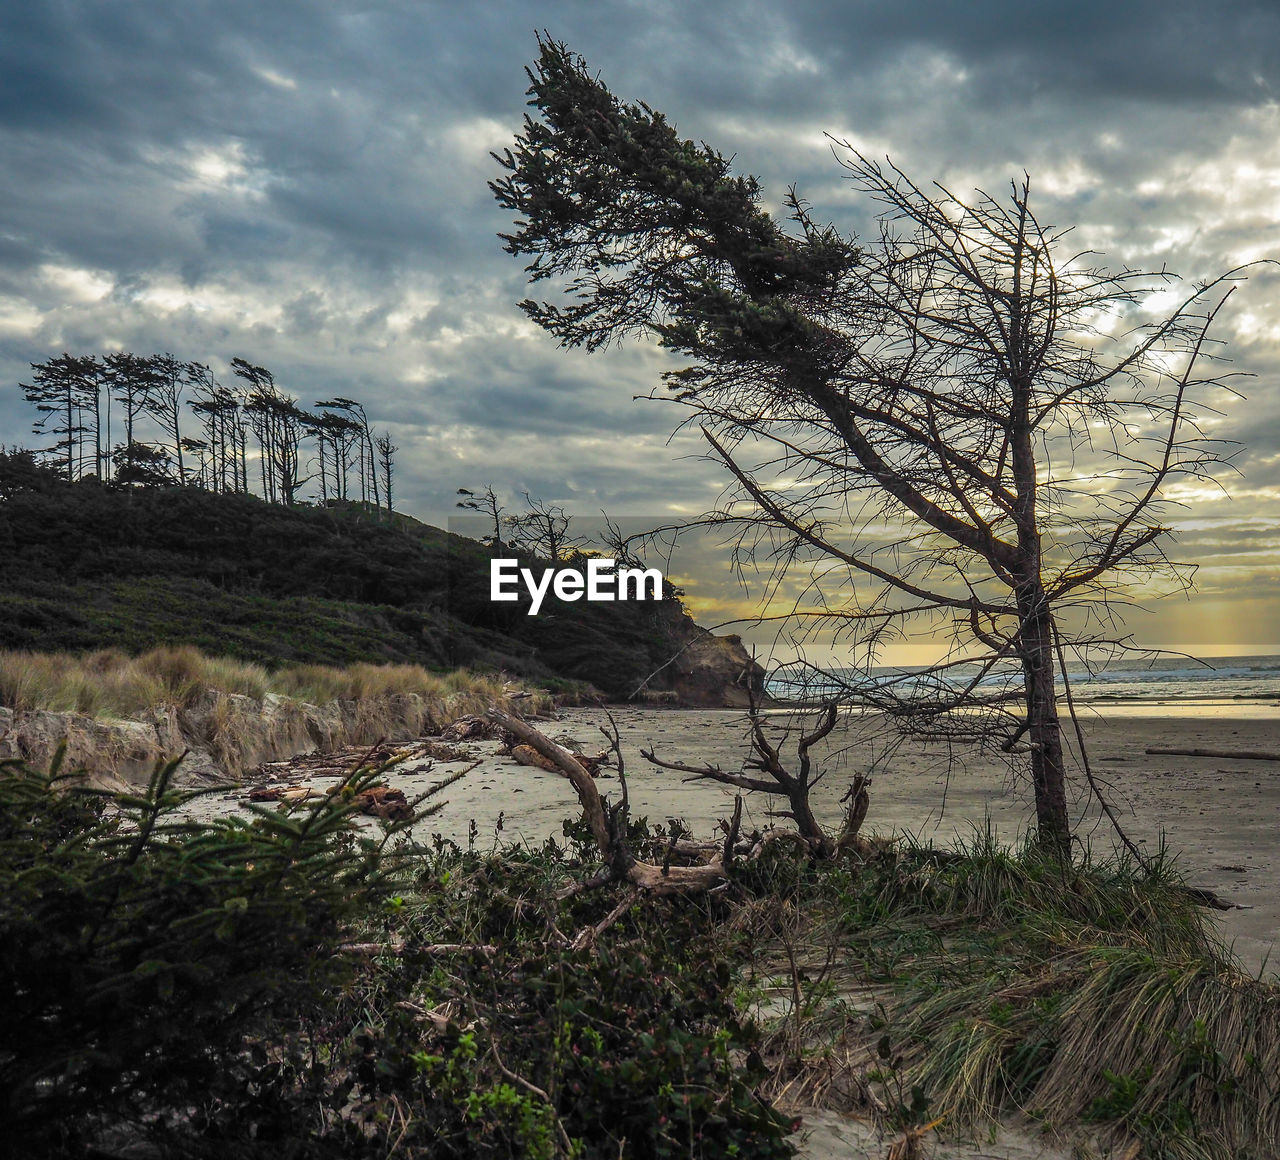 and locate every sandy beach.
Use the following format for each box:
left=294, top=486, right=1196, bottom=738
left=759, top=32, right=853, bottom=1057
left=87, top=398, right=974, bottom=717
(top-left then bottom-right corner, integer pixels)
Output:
left=198, top=701, right=1280, bottom=973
